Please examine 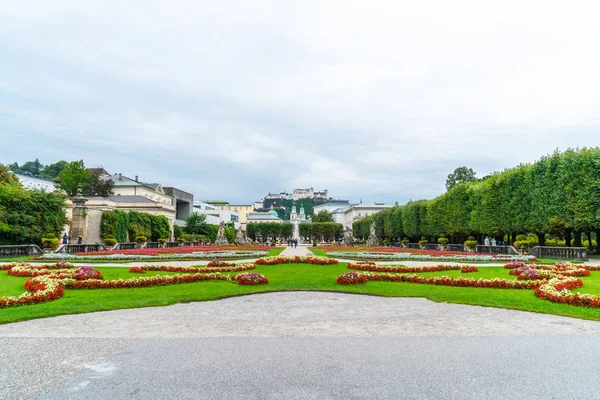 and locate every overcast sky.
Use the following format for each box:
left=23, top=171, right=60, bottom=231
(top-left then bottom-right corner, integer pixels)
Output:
left=1, top=1, right=599, bottom=204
